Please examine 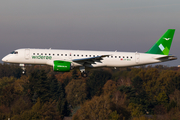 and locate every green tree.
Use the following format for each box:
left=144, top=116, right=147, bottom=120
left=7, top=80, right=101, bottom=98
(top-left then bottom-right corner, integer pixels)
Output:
left=0, top=63, right=22, bottom=79
left=156, top=91, right=169, bottom=106
left=128, top=103, right=144, bottom=117
left=109, top=110, right=120, bottom=120
left=131, top=76, right=143, bottom=92
left=57, top=82, right=70, bottom=119
left=0, top=77, right=17, bottom=107
left=87, top=70, right=112, bottom=99
left=49, top=74, right=61, bottom=101
left=27, top=70, right=51, bottom=103
left=72, top=69, right=79, bottom=79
